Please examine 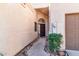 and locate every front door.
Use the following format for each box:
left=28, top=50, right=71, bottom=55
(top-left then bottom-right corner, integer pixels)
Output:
left=40, top=24, right=45, bottom=37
